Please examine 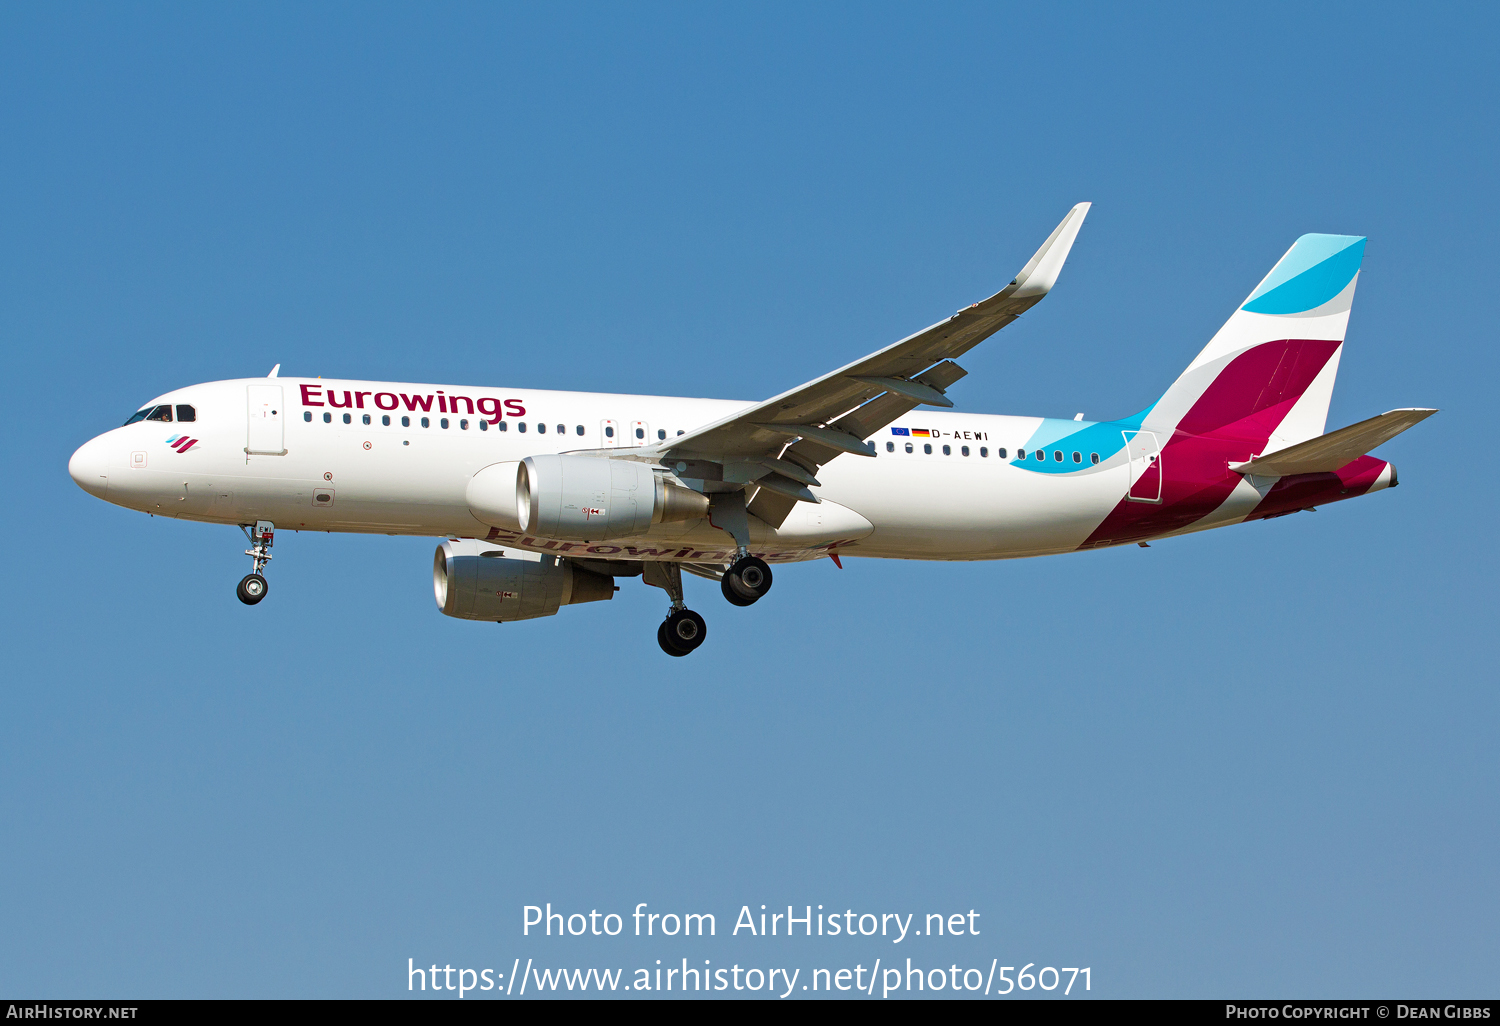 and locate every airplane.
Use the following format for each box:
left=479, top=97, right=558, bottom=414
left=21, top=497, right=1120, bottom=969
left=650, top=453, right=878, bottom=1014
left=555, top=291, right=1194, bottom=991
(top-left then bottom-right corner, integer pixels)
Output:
left=68, top=203, right=1435, bottom=656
